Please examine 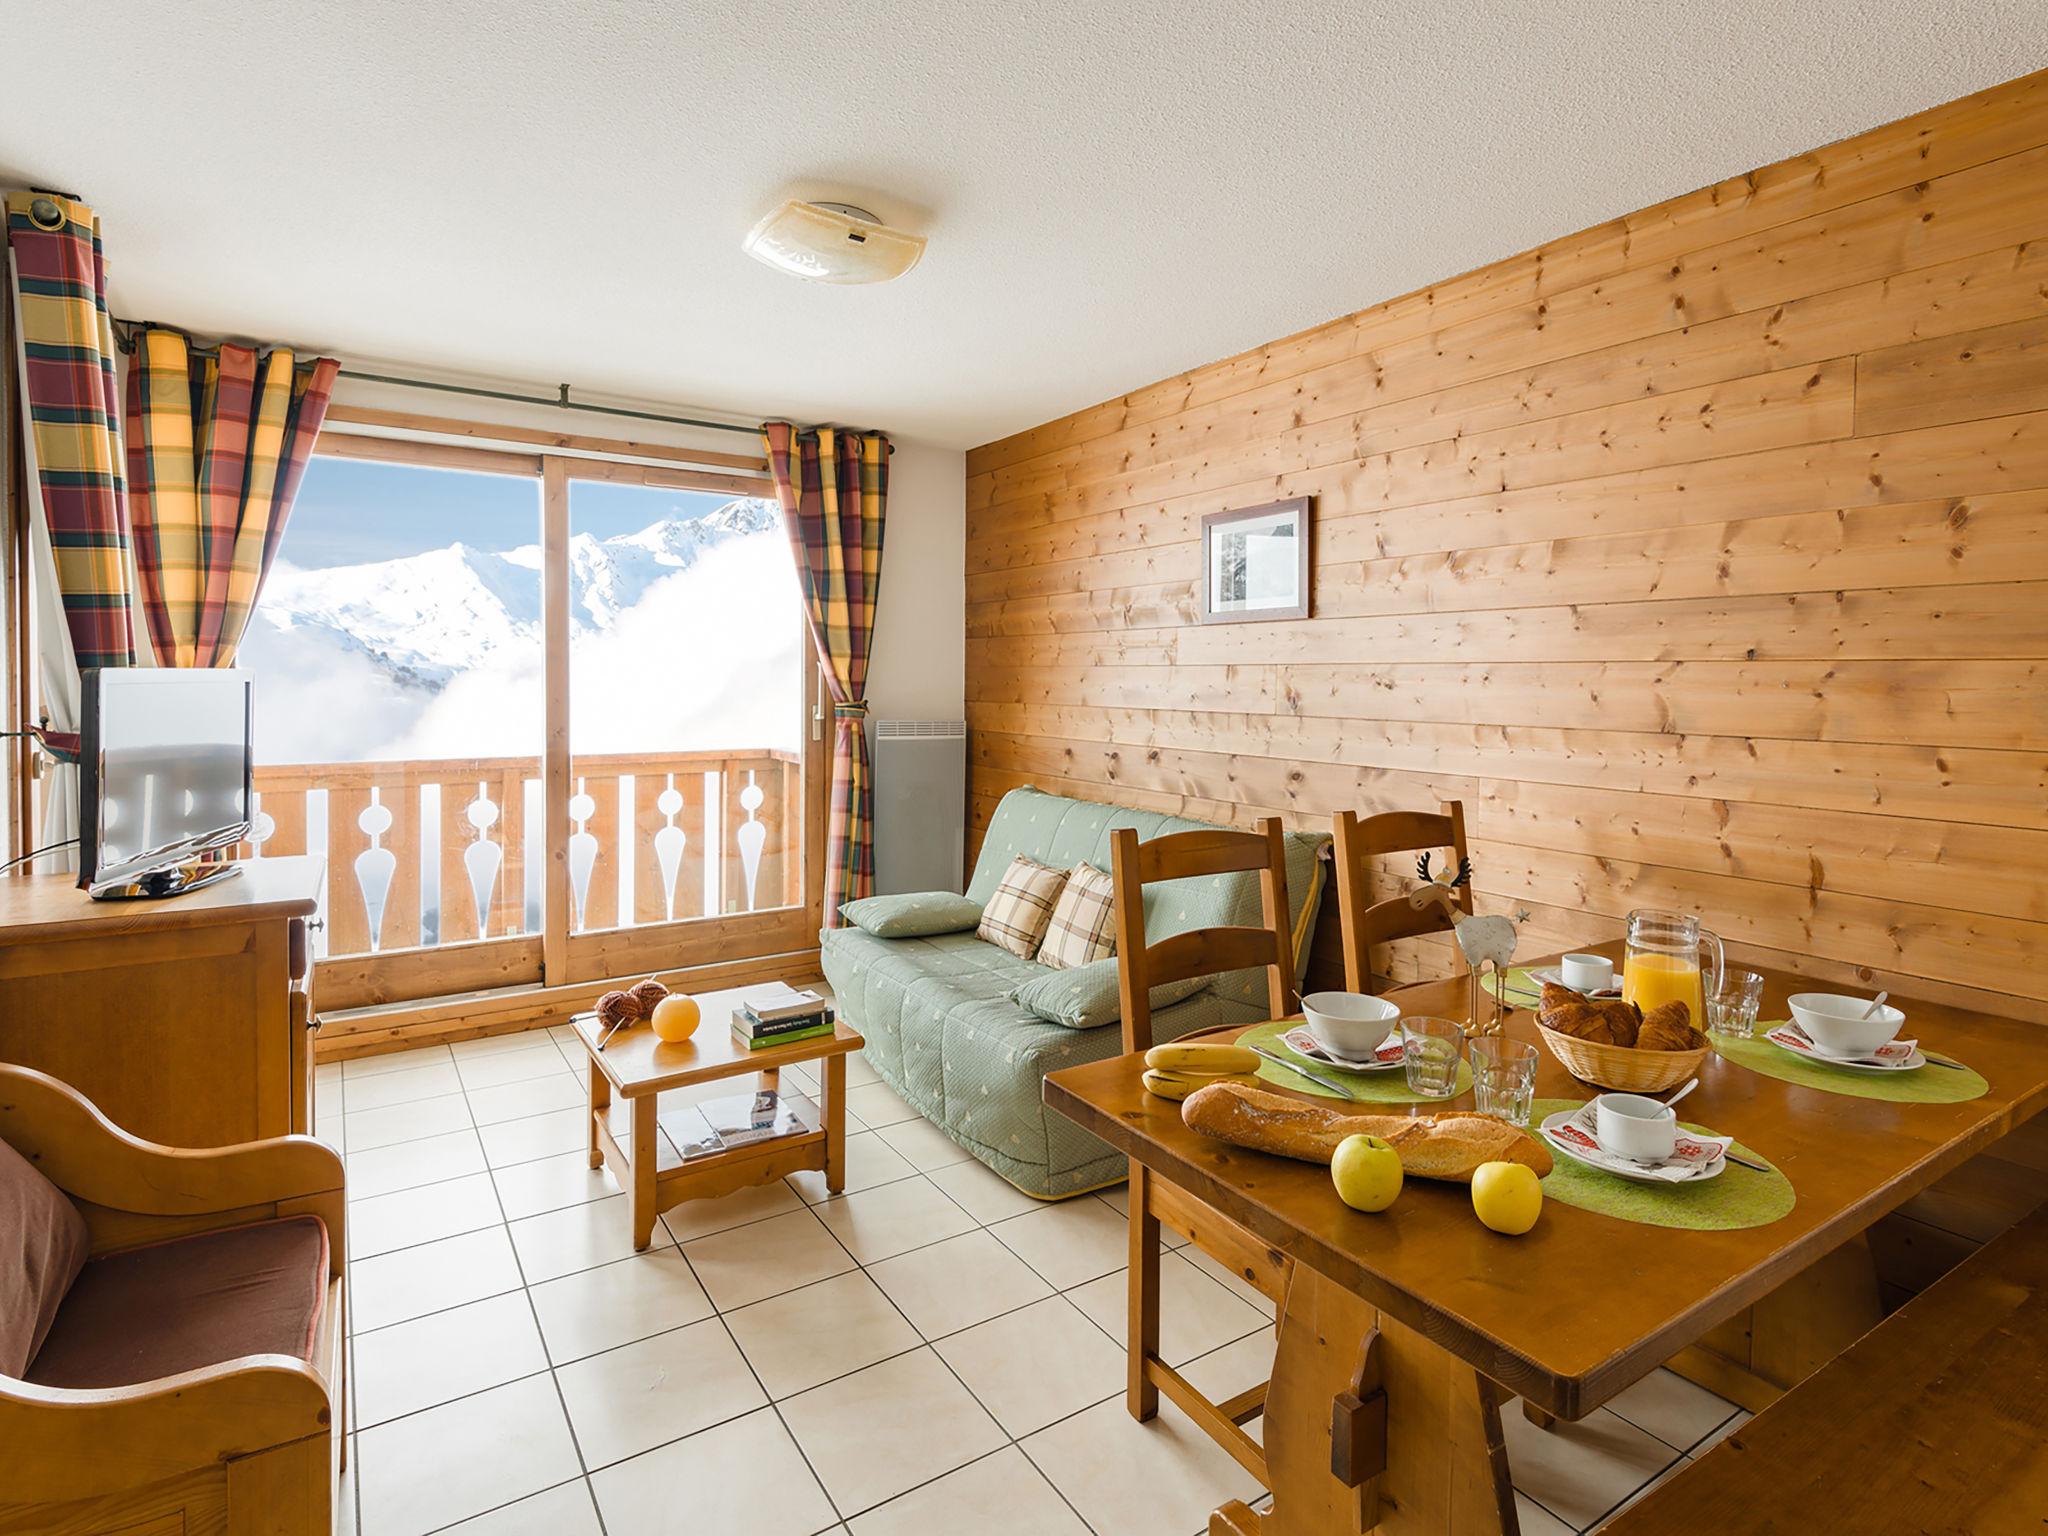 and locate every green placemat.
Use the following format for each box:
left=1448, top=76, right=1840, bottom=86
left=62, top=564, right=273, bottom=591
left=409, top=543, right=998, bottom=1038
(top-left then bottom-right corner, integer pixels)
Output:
left=1489, top=967, right=1547, bottom=1008
left=1238, top=1020, right=1471, bottom=1104
left=1531, top=1097, right=1795, bottom=1231
left=1711, top=1027, right=1988, bottom=1103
